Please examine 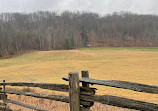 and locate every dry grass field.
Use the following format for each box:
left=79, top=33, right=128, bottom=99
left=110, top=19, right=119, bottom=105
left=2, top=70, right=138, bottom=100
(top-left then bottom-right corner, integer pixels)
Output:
left=0, top=47, right=158, bottom=111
